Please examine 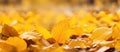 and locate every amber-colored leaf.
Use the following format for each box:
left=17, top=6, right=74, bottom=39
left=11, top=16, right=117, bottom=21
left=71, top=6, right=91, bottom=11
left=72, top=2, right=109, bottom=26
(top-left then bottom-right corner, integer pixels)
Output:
left=0, top=42, right=17, bottom=52
left=68, top=39, right=87, bottom=48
